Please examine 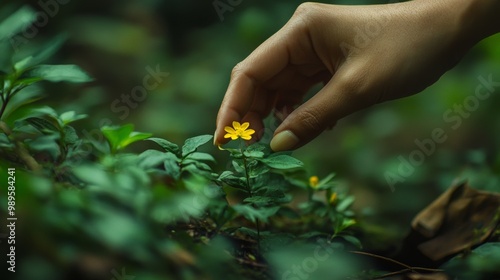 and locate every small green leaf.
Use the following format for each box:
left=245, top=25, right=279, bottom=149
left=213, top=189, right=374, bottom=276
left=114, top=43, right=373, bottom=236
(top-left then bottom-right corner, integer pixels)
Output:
left=182, top=134, right=213, bottom=157
left=59, top=111, right=87, bottom=126
left=339, top=235, right=362, bottom=249
left=0, top=6, right=36, bottom=41
left=23, top=64, right=93, bottom=83
left=218, top=172, right=248, bottom=191
left=101, top=124, right=151, bottom=152
left=244, top=143, right=268, bottom=158
left=26, top=134, right=61, bottom=160
left=248, top=162, right=270, bottom=178
left=316, top=173, right=336, bottom=190
left=138, top=149, right=170, bottom=170
left=185, top=152, right=216, bottom=163
left=102, top=124, right=133, bottom=151
left=63, top=126, right=79, bottom=144
left=336, top=196, right=355, bottom=212
left=232, top=204, right=280, bottom=223
left=147, top=137, right=180, bottom=155
left=259, top=154, right=303, bottom=170
left=14, top=34, right=67, bottom=71
left=232, top=159, right=245, bottom=174
left=120, top=131, right=152, bottom=148
left=24, top=117, right=59, bottom=133
left=164, top=153, right=181, bottom=180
